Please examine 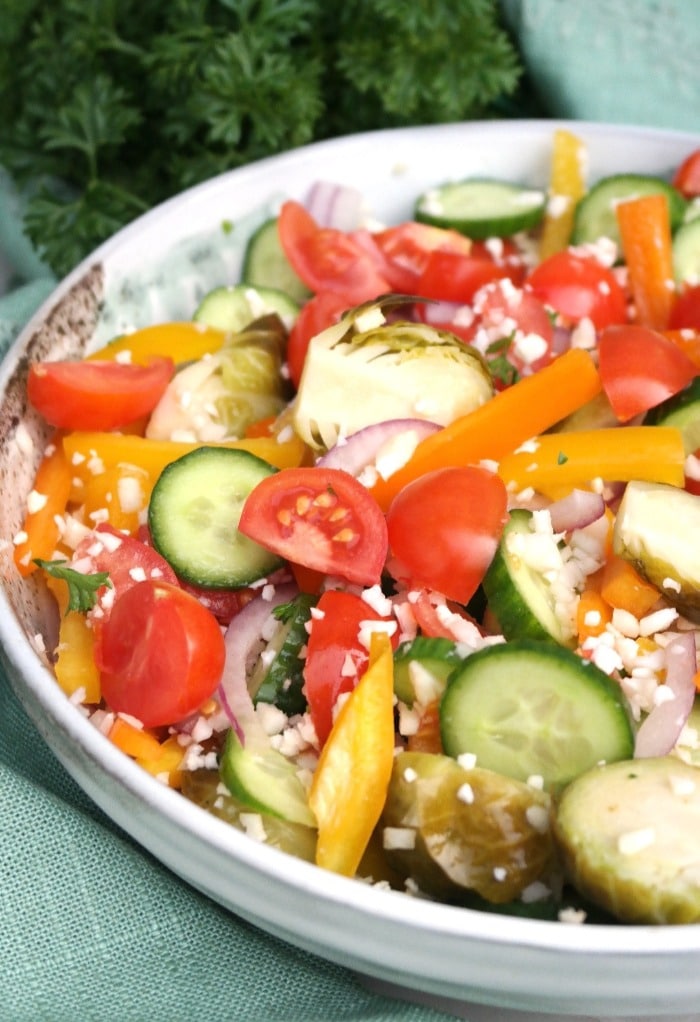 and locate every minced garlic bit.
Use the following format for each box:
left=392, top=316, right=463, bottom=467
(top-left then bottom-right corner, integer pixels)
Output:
left=239, top=813, right=267, bottom=843
left=525, top=804, right=550, bottom=834
left=457, top=752, right=477, bottom=770
left=456, top=782, right=475, bottom=805
left=26, top=489, right=48, bottom=514
left=617, top=827, right=656, bottom=856
left=382, top=826, right=416, bottom=851
left=558, top=906, right=587, bottom=925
